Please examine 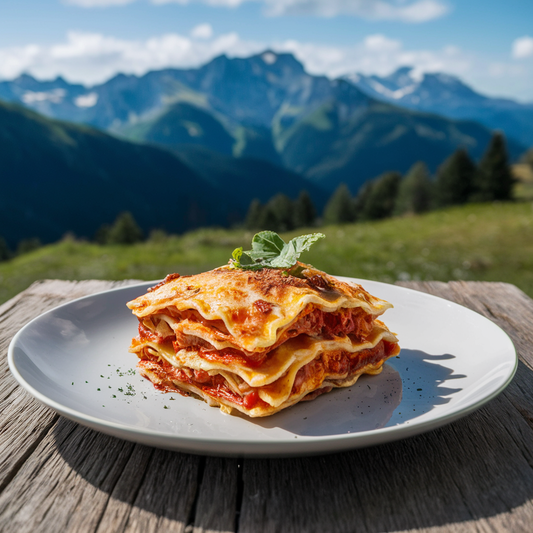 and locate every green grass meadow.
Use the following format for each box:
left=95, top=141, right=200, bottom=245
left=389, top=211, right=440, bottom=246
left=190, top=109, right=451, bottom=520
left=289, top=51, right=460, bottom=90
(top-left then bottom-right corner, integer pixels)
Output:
left=1, top=201, right=533, bottom=305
